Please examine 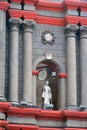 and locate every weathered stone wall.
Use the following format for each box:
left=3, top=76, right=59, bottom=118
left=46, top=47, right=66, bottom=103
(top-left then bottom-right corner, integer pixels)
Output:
left=5, top=22, right=81, bottom=104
